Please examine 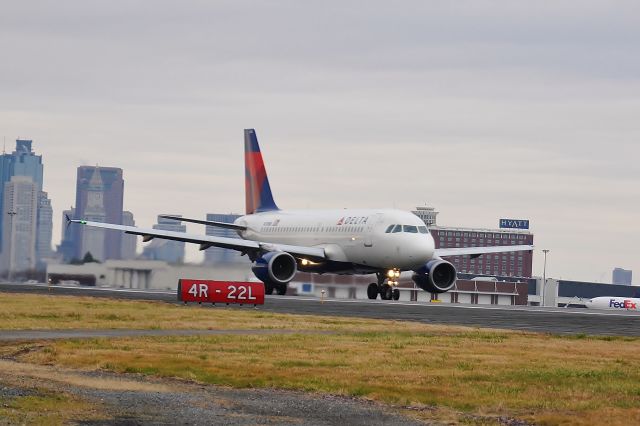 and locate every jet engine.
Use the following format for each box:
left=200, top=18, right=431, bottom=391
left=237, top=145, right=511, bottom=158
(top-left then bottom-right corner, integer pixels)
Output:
left=251, top=251, right=298, bottom=295
left=411, top=259, right=457, bottom=293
